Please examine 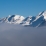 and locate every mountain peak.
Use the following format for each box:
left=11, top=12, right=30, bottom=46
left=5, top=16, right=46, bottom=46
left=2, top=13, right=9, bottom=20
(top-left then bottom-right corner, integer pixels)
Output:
left=42, top=11, right=46, bottom=19
left=38, top=10, right=46, bottom=20
left=14, top=15, right=25, bottom=20
left=0, top=11, right=46, bottom=27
